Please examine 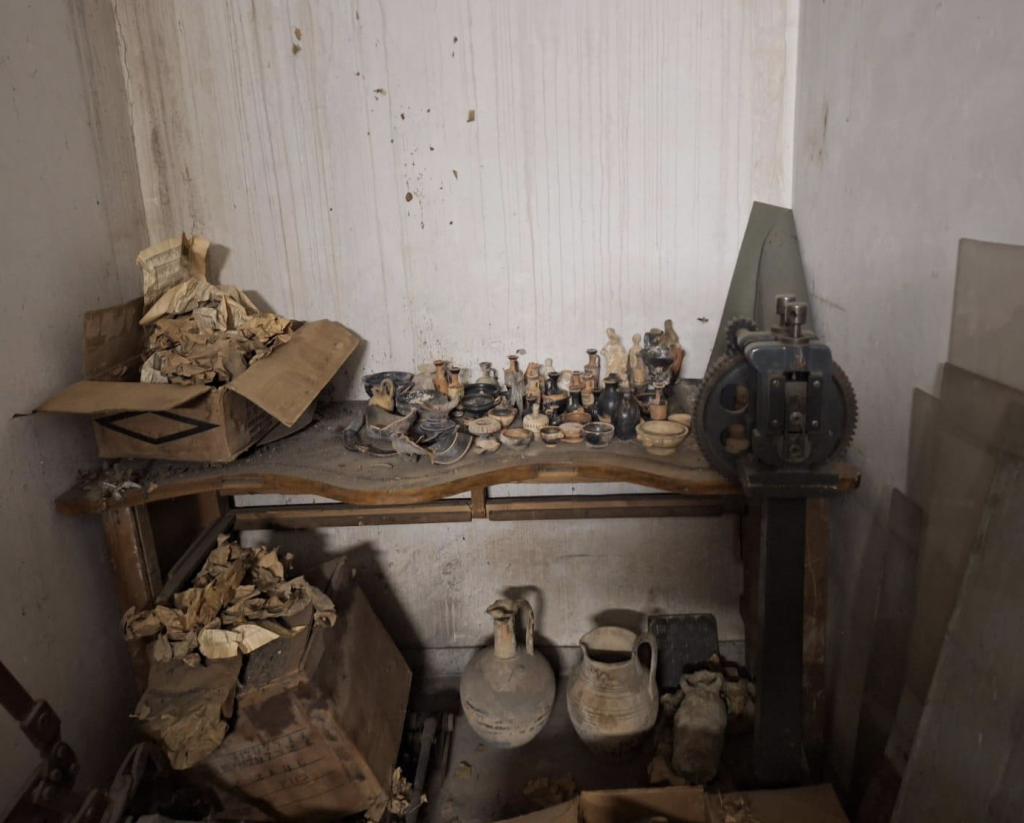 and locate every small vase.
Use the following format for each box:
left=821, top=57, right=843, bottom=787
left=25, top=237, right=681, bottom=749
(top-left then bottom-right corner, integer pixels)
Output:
left=595, top=375, right=623, bottom=424
left=447, top=366, right=463, bottom=401
left=545, top=371, right=561, bottom=396
left=478, top=361, right=499, bottom=386
left=433, top=359, right=449, bottom=394
left=585, top=348, right=601, bottom=386
left=613, top=385, right=642, bottom=441
left=523, top=403, right=549, bottom=435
